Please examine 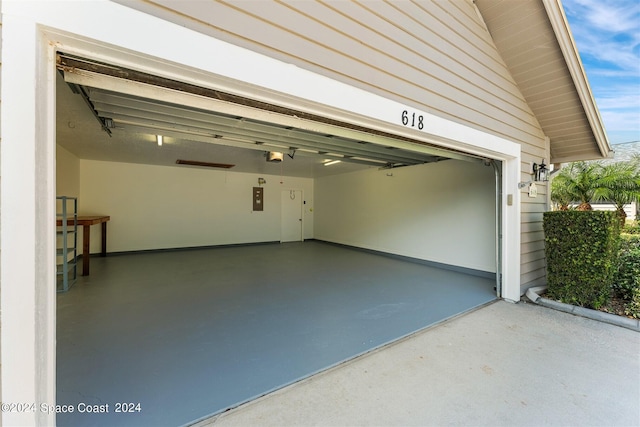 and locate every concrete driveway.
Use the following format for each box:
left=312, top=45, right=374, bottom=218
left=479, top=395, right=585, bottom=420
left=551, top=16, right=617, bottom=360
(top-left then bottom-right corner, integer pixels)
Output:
left=194, top=300, right=640, bottom=427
